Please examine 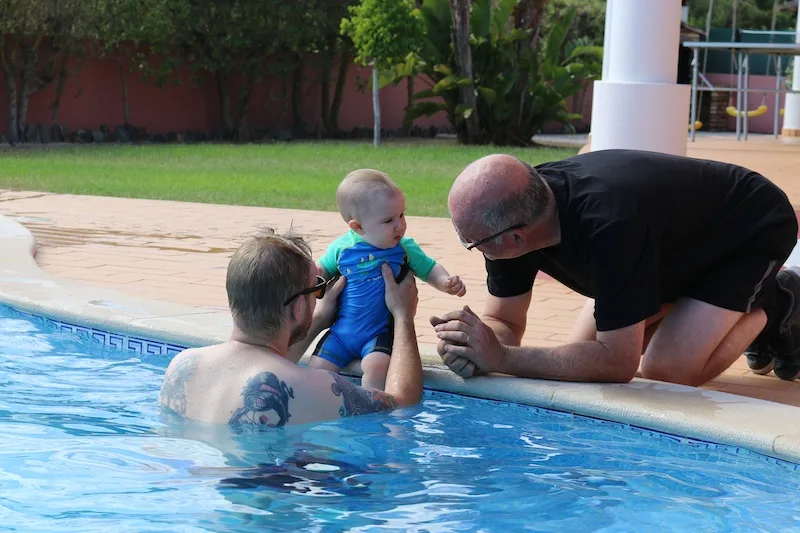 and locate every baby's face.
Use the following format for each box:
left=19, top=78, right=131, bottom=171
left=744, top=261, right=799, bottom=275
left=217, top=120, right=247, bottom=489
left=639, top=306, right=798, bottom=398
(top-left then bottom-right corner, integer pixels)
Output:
left=355, top=191, right=407, bottom=249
